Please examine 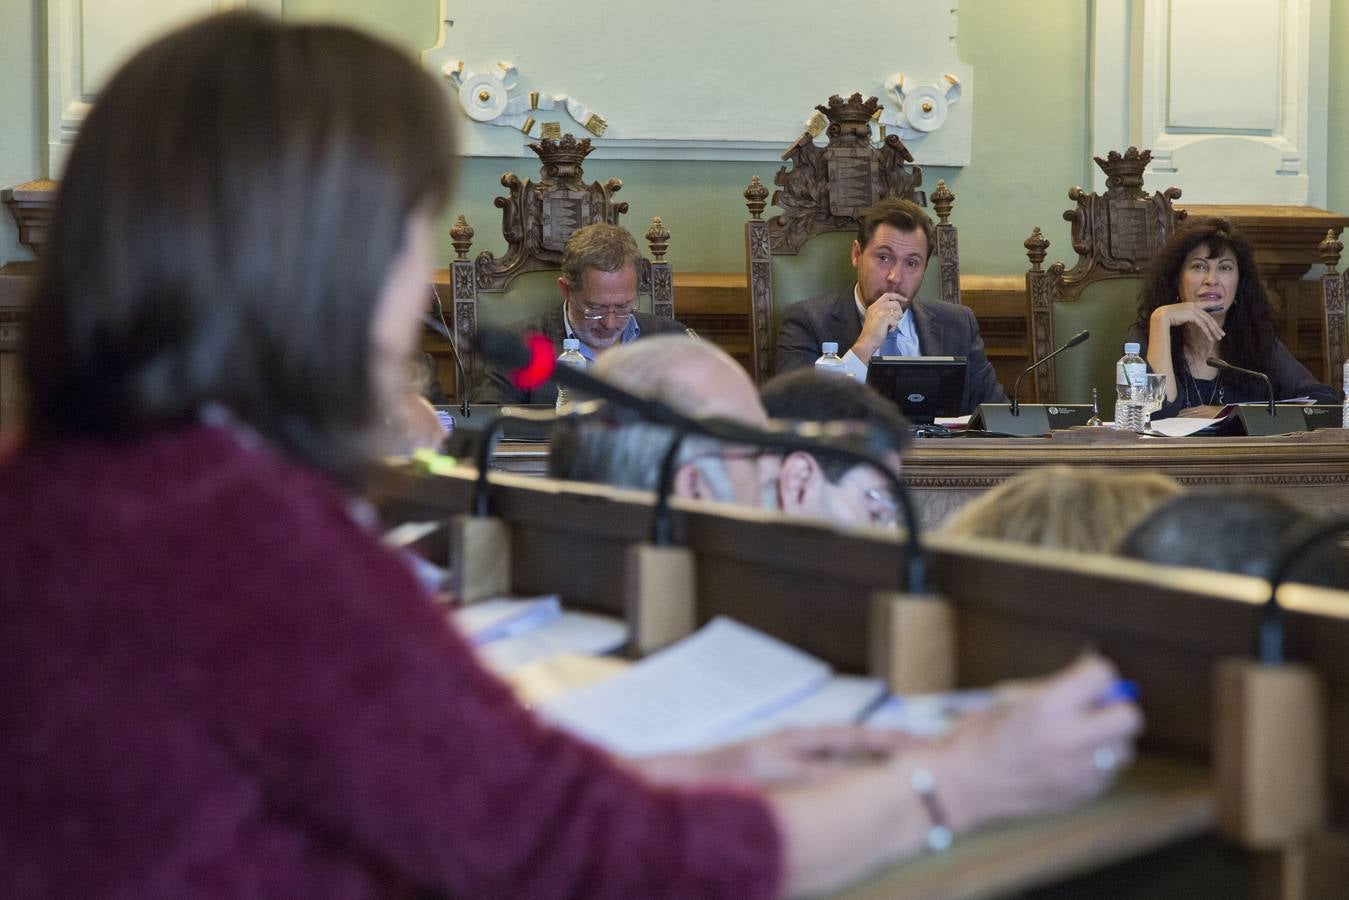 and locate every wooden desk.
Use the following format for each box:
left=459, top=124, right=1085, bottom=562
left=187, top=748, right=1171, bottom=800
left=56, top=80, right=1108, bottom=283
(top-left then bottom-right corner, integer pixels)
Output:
left=377, top=464, right=1349, bottom=895
left=907, top=428, right=1349, bottom=530
left=478, top=429, right=1349, bottom=532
